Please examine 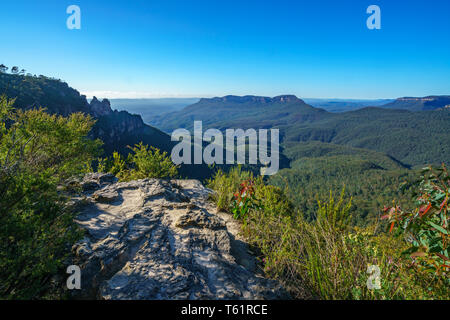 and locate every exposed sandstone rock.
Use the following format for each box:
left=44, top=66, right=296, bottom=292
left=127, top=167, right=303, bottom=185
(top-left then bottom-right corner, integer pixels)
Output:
left=89, top=97, right=113, bottom=117
left=70, top=174, right=289, bottom=300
